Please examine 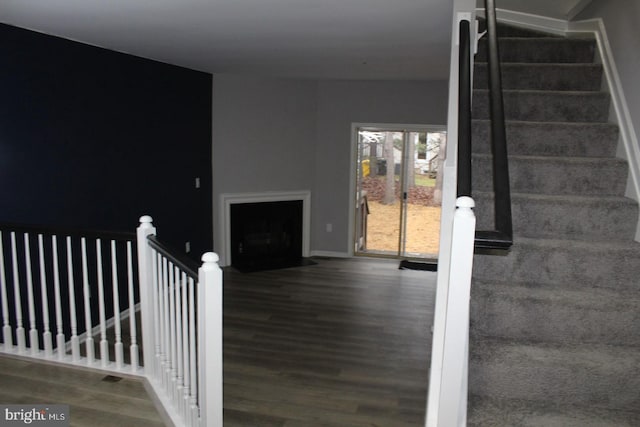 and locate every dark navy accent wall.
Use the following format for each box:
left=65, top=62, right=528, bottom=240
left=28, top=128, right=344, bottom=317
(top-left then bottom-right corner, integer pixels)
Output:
left=0, top=24, right=213, bottom=260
